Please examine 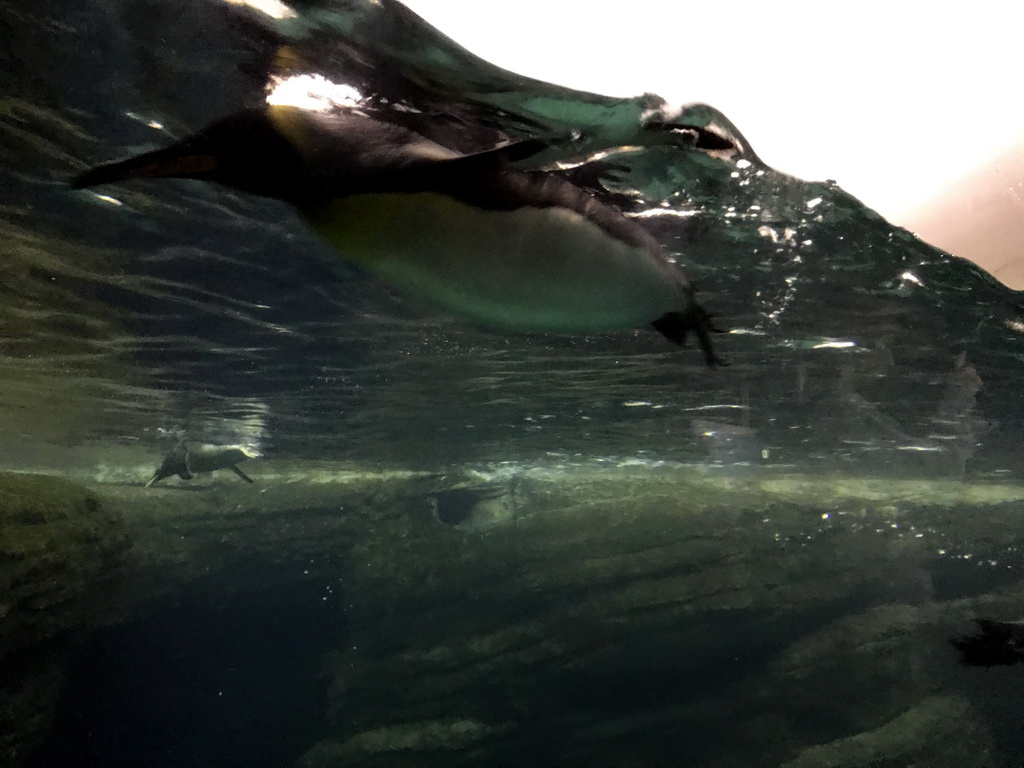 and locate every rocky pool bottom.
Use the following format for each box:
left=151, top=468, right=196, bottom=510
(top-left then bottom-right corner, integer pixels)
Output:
left=2, top=459, right=1023, bottom=767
